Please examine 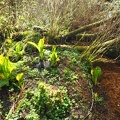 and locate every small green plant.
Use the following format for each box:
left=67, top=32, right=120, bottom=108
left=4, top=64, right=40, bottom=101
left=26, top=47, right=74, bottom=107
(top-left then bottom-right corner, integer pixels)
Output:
left=70, top=57, right=76, bottom=68
left=38, top=82, right=71, bottom=119
left=48, top=46, right=60, bottom=66
left=94, top=93, right=103, bottom=103
left=9, top=41, right=25, bottom=61
left=0, top=54, right=16, bottom=88
left=0, top=54, right=25, bottom=88
left=91, top=66, right=102, bottom=85
left=16, top=72, right=24, bottom=88
left=63, top=67, right=78, bottom=84
left=28, top=38, right=45, bottom=60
